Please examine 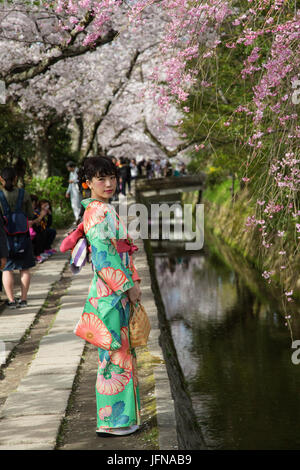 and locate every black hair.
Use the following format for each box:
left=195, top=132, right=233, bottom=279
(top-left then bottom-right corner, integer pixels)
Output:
left=14, top=157, right=26, bottom=176
left=30, top=194, right=39, bottom=203
left=78, top=156, right=118, bottom=188
left=1, top=167, right=17, bottom=192
left=39, top=198, right=52, bottom=211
